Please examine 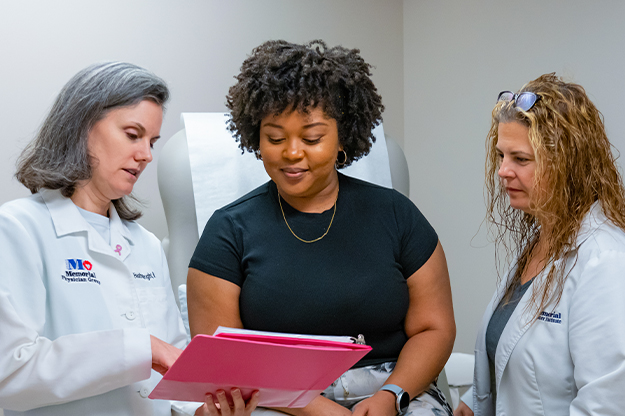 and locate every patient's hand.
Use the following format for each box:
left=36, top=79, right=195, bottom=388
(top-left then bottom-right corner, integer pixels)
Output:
left=453, top=400, right=473, bottom=416
left=351, top=391, right=397, bottom=416
left=195, top=389, right=259, bottom=416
